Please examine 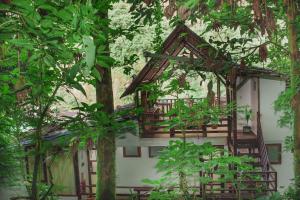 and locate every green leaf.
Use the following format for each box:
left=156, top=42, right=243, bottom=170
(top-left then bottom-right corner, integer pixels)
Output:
left=96, top=55, right=114, bottom=68
left=56, top=9, right=73, bottom=22
left=72, top=82, right=87, bottom=97
left=8, top=39, right=34, bottom=50
left=92, top=67, right=102, bottom=81
left=68, top=64, right=81, bottom=81
left=83, top=35, right=96, bottom=70
left=55, top=96, right=65, bottom=102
